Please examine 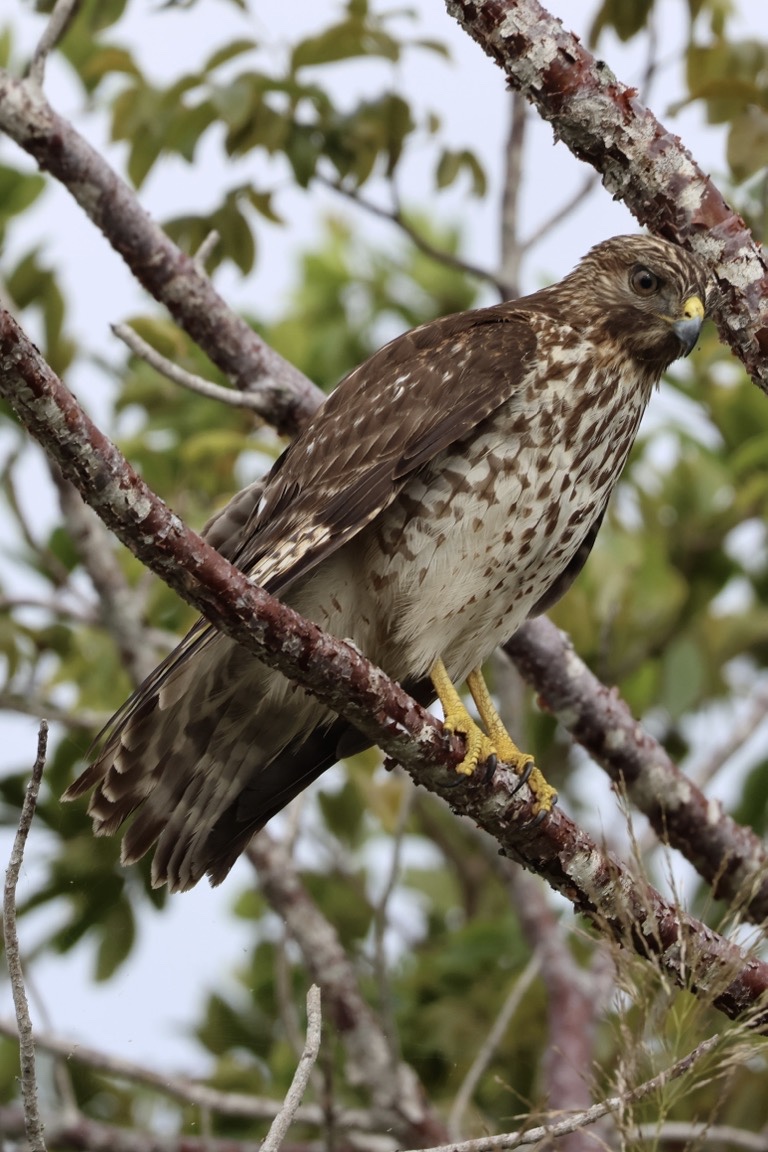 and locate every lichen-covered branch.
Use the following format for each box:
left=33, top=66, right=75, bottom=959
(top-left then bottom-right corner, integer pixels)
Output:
left=2, top=306, right=768, bottom=1027
left=444, top=0, right=768, bottom=390
left=504, top=620, right=768, bottom=922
